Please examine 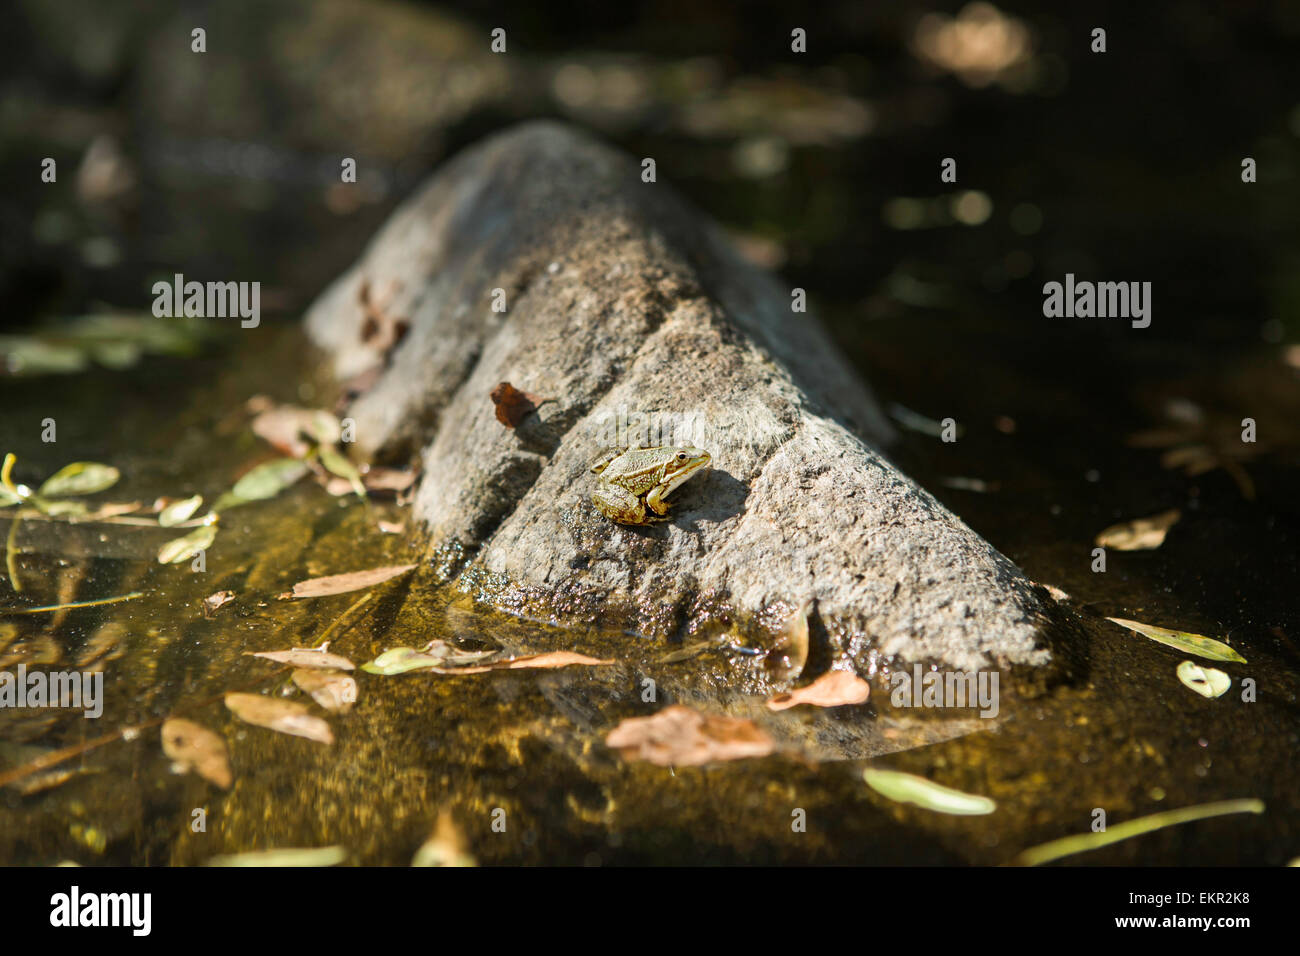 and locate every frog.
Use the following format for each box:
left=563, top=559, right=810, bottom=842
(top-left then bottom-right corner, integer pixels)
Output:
left=589, top=445, right=711, bottom=526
